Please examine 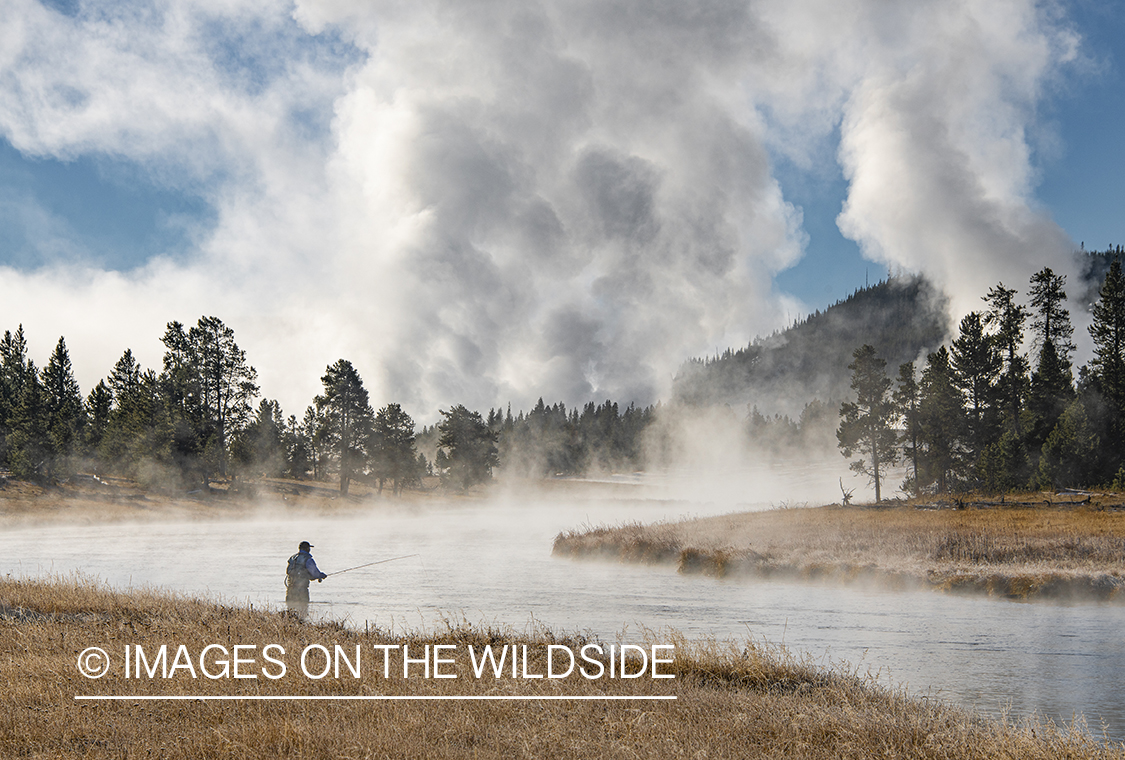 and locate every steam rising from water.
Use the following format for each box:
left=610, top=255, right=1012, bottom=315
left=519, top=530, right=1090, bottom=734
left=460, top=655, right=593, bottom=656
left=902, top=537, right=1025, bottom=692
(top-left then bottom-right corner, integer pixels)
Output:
left=6, top=489, right=1125, bottom=739
left=0, top=0, right=1082, bottom=416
